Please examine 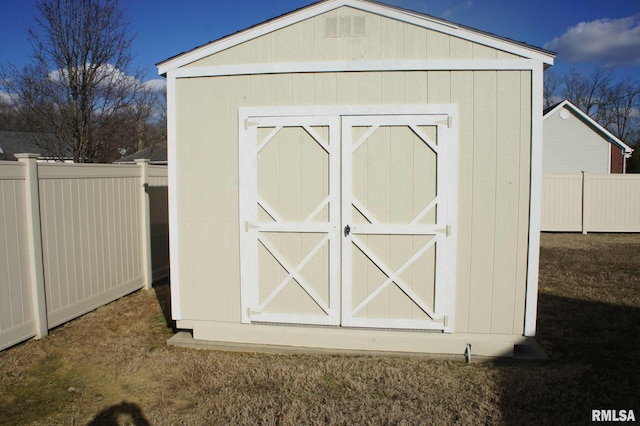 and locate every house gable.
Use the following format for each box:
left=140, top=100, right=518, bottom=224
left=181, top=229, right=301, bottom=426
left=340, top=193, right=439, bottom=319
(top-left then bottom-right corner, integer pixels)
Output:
left=543, top=100, right=633, bottom=174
